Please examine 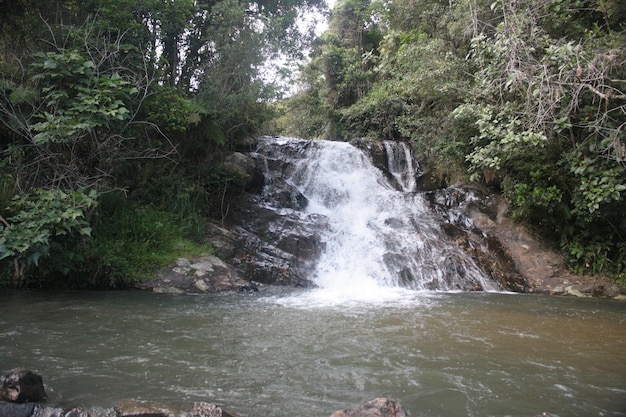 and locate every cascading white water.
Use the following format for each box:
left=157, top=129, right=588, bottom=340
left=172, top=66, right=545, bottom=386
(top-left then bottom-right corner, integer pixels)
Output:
left=383, top=141, right=418, bottom=192
left=257, top=137, right=499, bottom=302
